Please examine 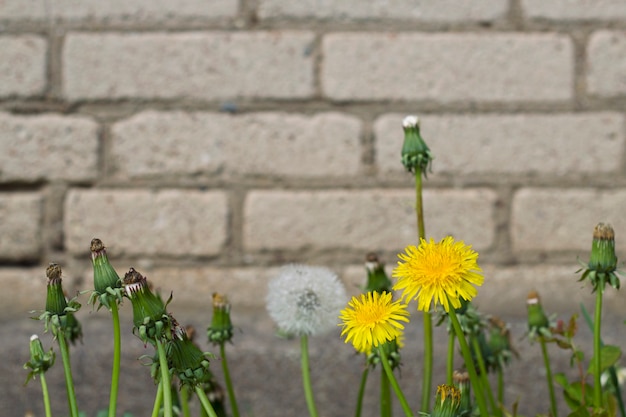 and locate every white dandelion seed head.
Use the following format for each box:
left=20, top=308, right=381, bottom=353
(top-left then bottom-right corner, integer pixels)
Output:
left=266, top=264, right=347, bottom=337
